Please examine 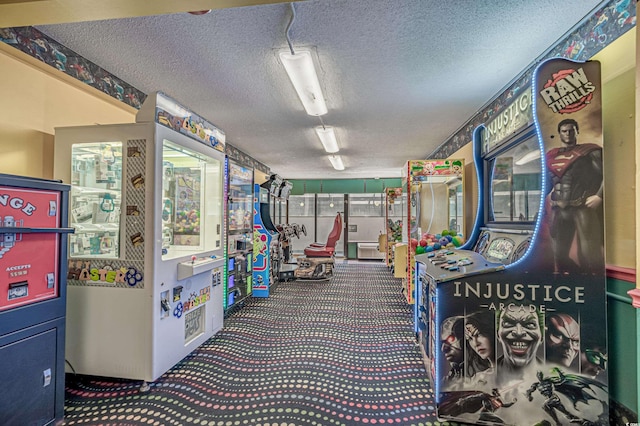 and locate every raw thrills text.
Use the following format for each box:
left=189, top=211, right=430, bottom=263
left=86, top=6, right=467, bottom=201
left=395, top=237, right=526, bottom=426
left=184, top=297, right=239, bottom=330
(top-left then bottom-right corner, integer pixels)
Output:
left=453, top=281, right=585, bottom=304
left=539, top=67, right=595, bottom=113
